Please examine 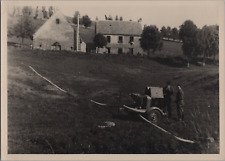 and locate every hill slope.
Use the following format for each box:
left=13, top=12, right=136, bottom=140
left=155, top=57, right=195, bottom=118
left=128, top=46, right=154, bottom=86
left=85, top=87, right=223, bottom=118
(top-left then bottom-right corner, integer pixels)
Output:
left=7, top=46, right=219, bottom=154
